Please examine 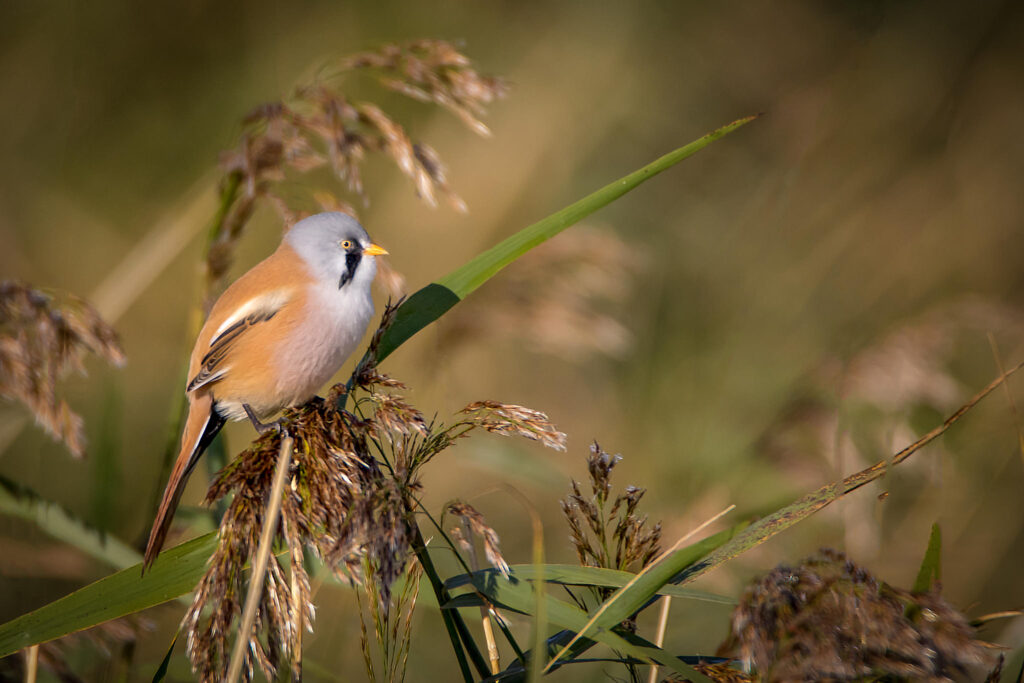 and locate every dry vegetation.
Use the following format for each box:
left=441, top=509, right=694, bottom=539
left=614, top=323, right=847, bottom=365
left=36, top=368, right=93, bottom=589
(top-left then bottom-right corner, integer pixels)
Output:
left=2, top=5, right=1024, bottom=682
